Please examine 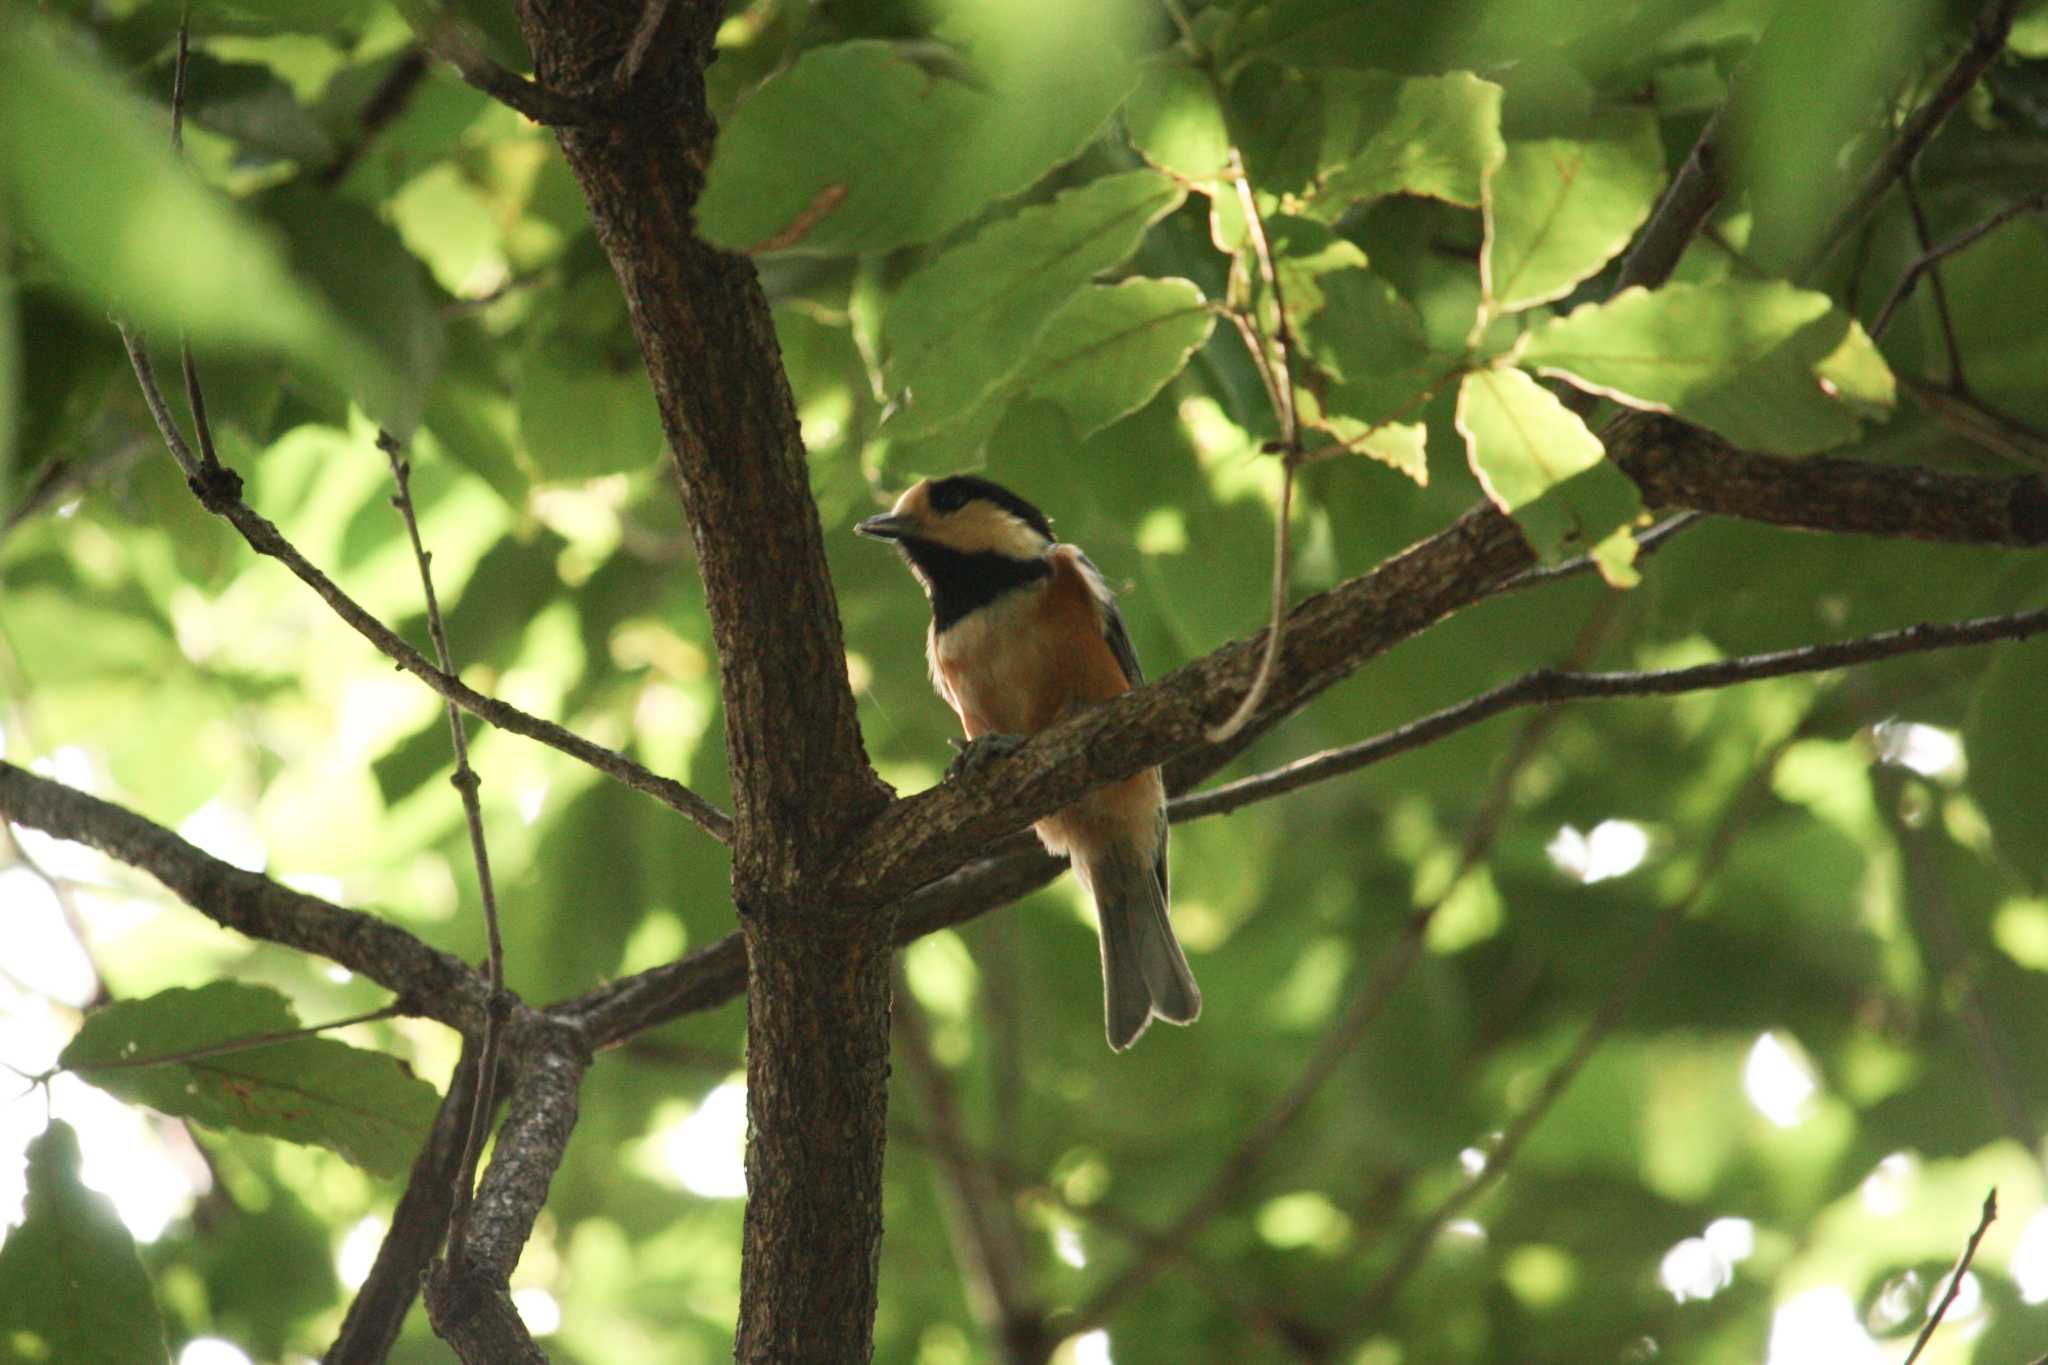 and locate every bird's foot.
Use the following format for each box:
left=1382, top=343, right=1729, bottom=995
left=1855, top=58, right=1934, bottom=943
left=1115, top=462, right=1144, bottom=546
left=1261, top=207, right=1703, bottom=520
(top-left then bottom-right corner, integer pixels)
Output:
left=946, top=732, right=1025, bottom=782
